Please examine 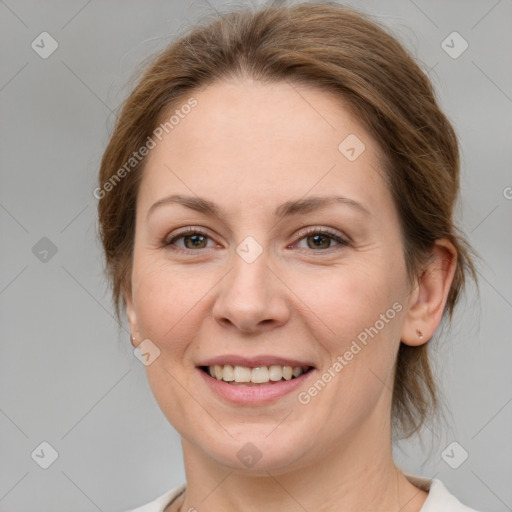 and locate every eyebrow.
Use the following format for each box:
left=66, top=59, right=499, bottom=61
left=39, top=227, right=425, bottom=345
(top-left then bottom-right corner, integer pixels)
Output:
left=146, top=193, right=370, bottom=222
